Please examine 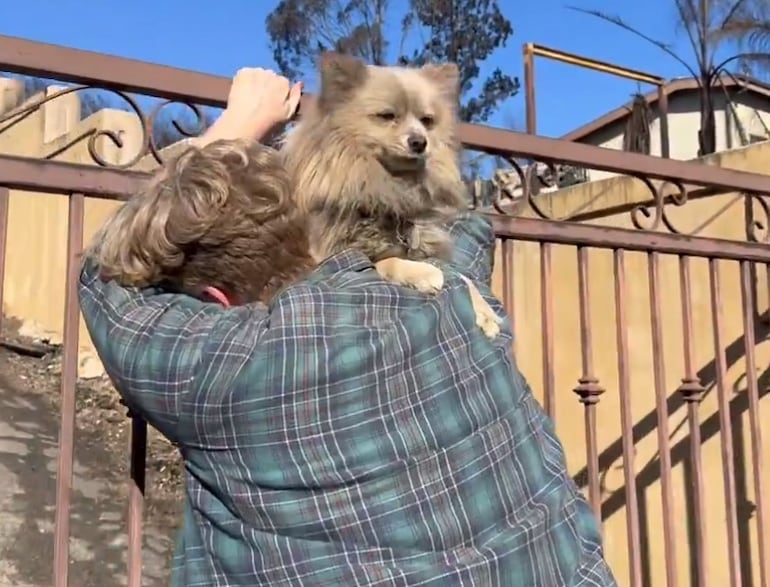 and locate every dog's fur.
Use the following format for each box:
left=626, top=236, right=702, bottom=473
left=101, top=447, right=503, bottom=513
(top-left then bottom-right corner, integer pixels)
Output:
left=282, top=53, right=500, bottom=336
left=90, top=58, right=499, bottom=337
left=90, top=139, right=314, bottom=305
left=283, top=53, right=466, bottom=262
